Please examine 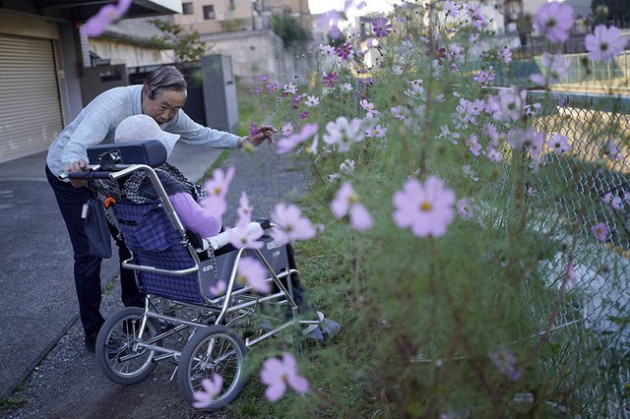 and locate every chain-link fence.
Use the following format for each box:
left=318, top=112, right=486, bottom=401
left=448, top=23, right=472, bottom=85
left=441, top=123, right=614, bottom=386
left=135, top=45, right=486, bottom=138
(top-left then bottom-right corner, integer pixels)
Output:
left=470, top=51, right=630, bottom=92
left=527, top=92, right=629, bottom=415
